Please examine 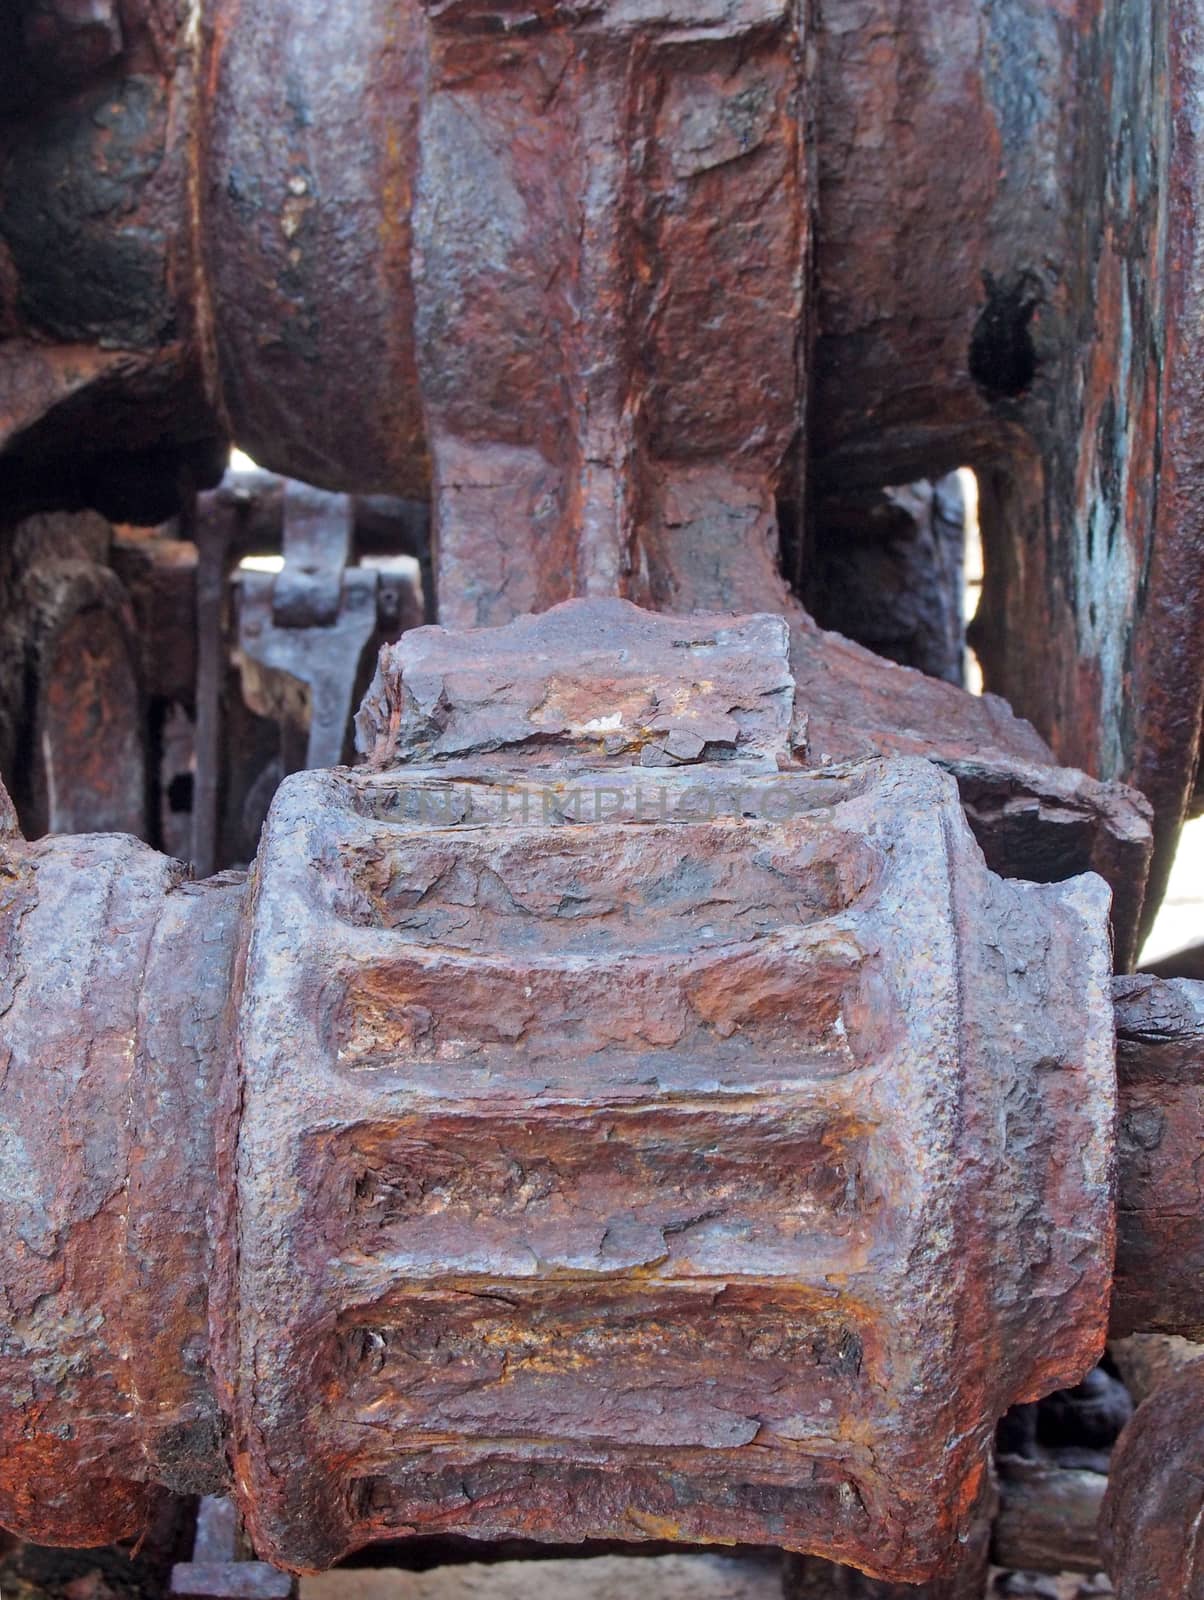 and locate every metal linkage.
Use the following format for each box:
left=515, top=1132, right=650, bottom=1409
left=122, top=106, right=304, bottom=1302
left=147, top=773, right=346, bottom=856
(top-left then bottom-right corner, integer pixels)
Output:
left=237, top=482, right=385, bottom=773
left=185, top=471, right=426, bottom=877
